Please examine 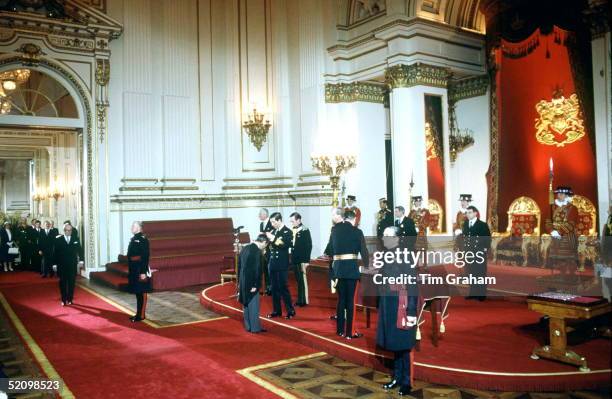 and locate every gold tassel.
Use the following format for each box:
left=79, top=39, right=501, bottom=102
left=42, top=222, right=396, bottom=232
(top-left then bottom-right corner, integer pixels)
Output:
left=416, top=326, right=421, bottom=340
left=440, top=320, right=445, bottom=333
